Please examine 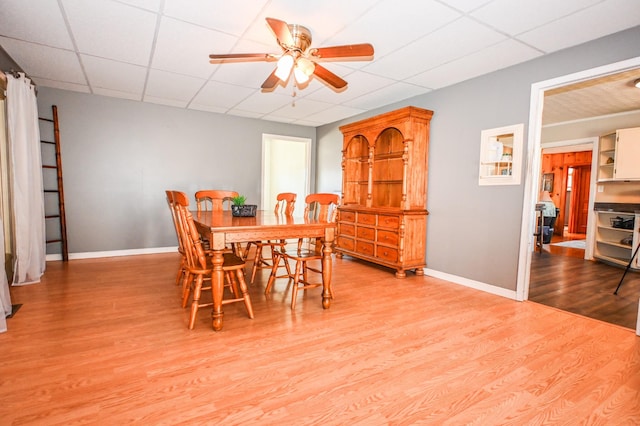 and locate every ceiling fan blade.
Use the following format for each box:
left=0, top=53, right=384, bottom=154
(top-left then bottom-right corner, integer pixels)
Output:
left=266, top=17, right=293, bottom=47
left=313, top=63, right=347, bottom=89
left=310, top=43, right=374, bottom=60
left=209, top=53, right=277, bottom=63
left=261, top=69, right=280, bottom=90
